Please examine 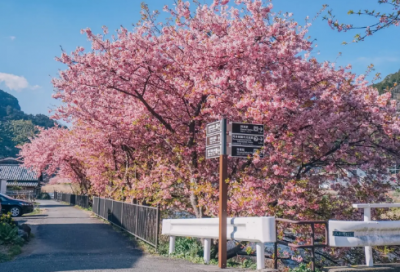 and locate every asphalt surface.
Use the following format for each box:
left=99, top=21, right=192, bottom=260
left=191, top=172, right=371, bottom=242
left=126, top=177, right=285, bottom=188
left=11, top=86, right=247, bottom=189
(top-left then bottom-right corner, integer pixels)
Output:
left=0, top=200, right=249, bottom=272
